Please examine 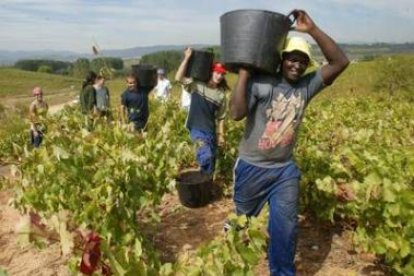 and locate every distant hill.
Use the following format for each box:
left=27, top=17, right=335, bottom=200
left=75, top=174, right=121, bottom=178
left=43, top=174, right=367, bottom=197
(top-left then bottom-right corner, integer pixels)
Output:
left=0, top=50, right=87, bottom=65
left=312, top=43, right=414, bottom=62
left=100, top=44, right=209, bottom=58
left=0, top=43, right=413, bottom=65
left=0, top=44, right=210, bottom=65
